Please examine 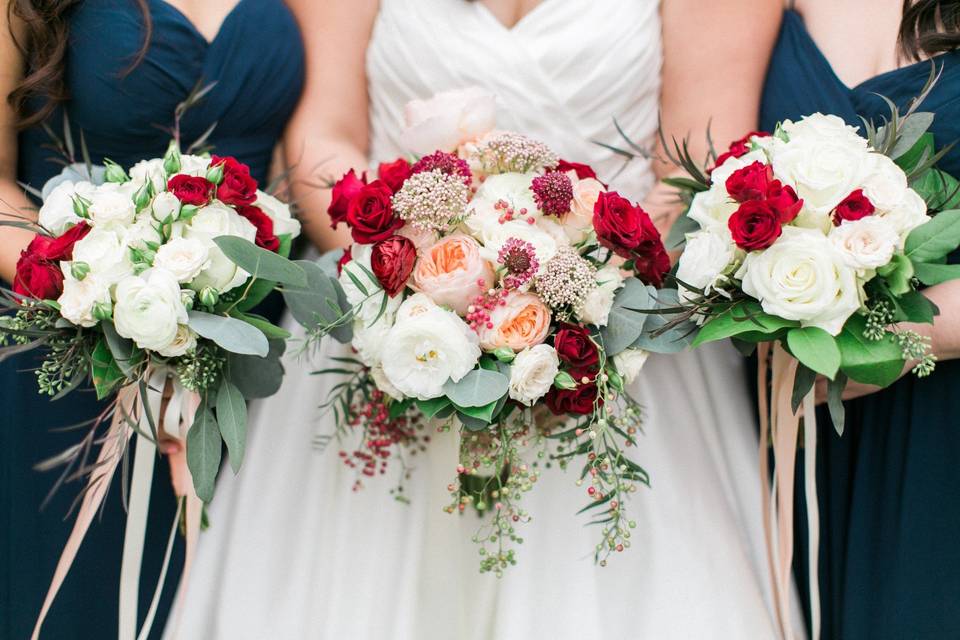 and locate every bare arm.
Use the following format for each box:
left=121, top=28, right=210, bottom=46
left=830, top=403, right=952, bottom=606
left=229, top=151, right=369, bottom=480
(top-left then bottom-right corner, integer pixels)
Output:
left=283, top=0, right=379, bottom=252
left=644, top=0, right=781, bottom=236
left=0, top=4, right=40, bottom=283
